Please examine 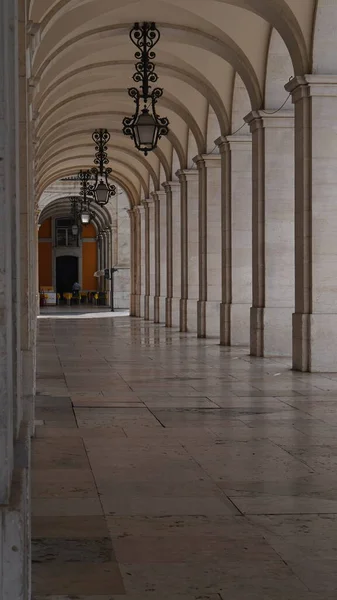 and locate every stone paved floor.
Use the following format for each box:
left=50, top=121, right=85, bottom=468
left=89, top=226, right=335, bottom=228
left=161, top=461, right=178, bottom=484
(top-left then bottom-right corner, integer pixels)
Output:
left=32, top=312, right=337, bottom=599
